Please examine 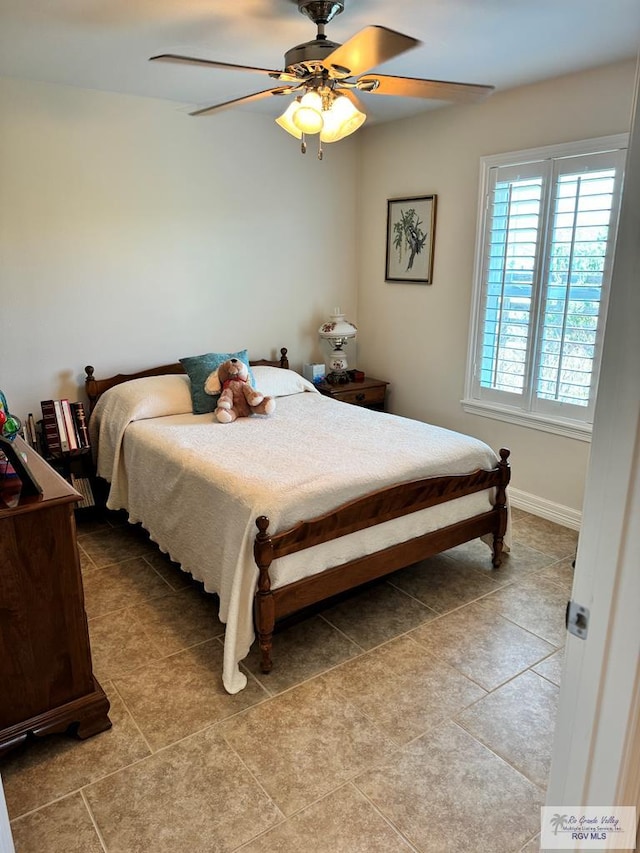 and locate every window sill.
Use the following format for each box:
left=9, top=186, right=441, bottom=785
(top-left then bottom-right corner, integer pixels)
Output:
left=461, top=399, right=592, bottom=442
